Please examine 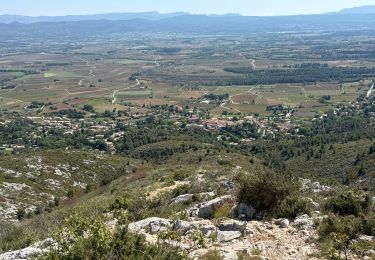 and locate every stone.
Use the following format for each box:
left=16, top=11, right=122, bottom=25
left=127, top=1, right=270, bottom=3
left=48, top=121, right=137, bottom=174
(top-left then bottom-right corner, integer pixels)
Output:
left=188, top=249, right=209, bottom=260
left=234, top=203, right=256, bottom=221
left=293, top=215, right=314, bottom=230
left=196, top=195, right=235, bottom=219
left=307, top=198, right=320, bottom=209
left=300, top=179, right=331, bottom=193
left=189, top=206, right=200, bottom=217
left=172, top=220, right=194, bottom=234
left=128, top=217, right=172, bottom=234
left=218, top=220, right=247, bottom=234
left=199, top=224, right=217, bottom=236
left=274, top=218, right=289, bottom=228
left=198, top=191, right=215, bottom=201
left=221, top=180, right=236, bottom=192
left=0, top=238, right=54, bottom=260
left=170, top=194, right=194, bottom=205
left=305, top=234, right=318, bottom=243
left=357, top=235, right=375, bottom=242
left=364, top=249, right=375, bottom=257
left=217, top=231, right=242, bottom=242
left=311, top=182, right=331, bottom=193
